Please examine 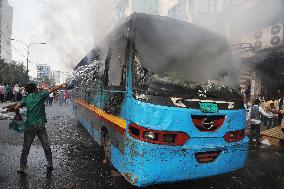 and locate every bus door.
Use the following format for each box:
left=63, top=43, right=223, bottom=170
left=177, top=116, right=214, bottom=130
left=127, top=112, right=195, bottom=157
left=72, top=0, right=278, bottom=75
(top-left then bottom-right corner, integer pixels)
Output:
left=101, top=37, right=127, bottom=154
